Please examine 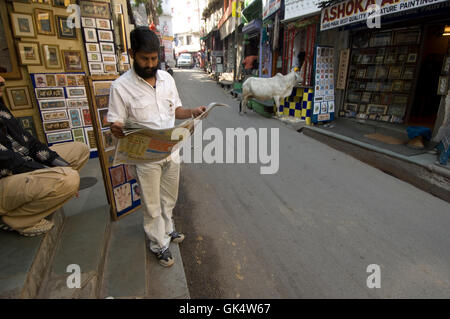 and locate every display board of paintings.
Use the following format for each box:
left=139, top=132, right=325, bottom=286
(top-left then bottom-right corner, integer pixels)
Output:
left=313, top=46, right=335, bottom=123
left=85, top=74, right=141, bottom=220
left=344, top=28, right=420, bottom=123
left=30, top=72, right=97, bottom=154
